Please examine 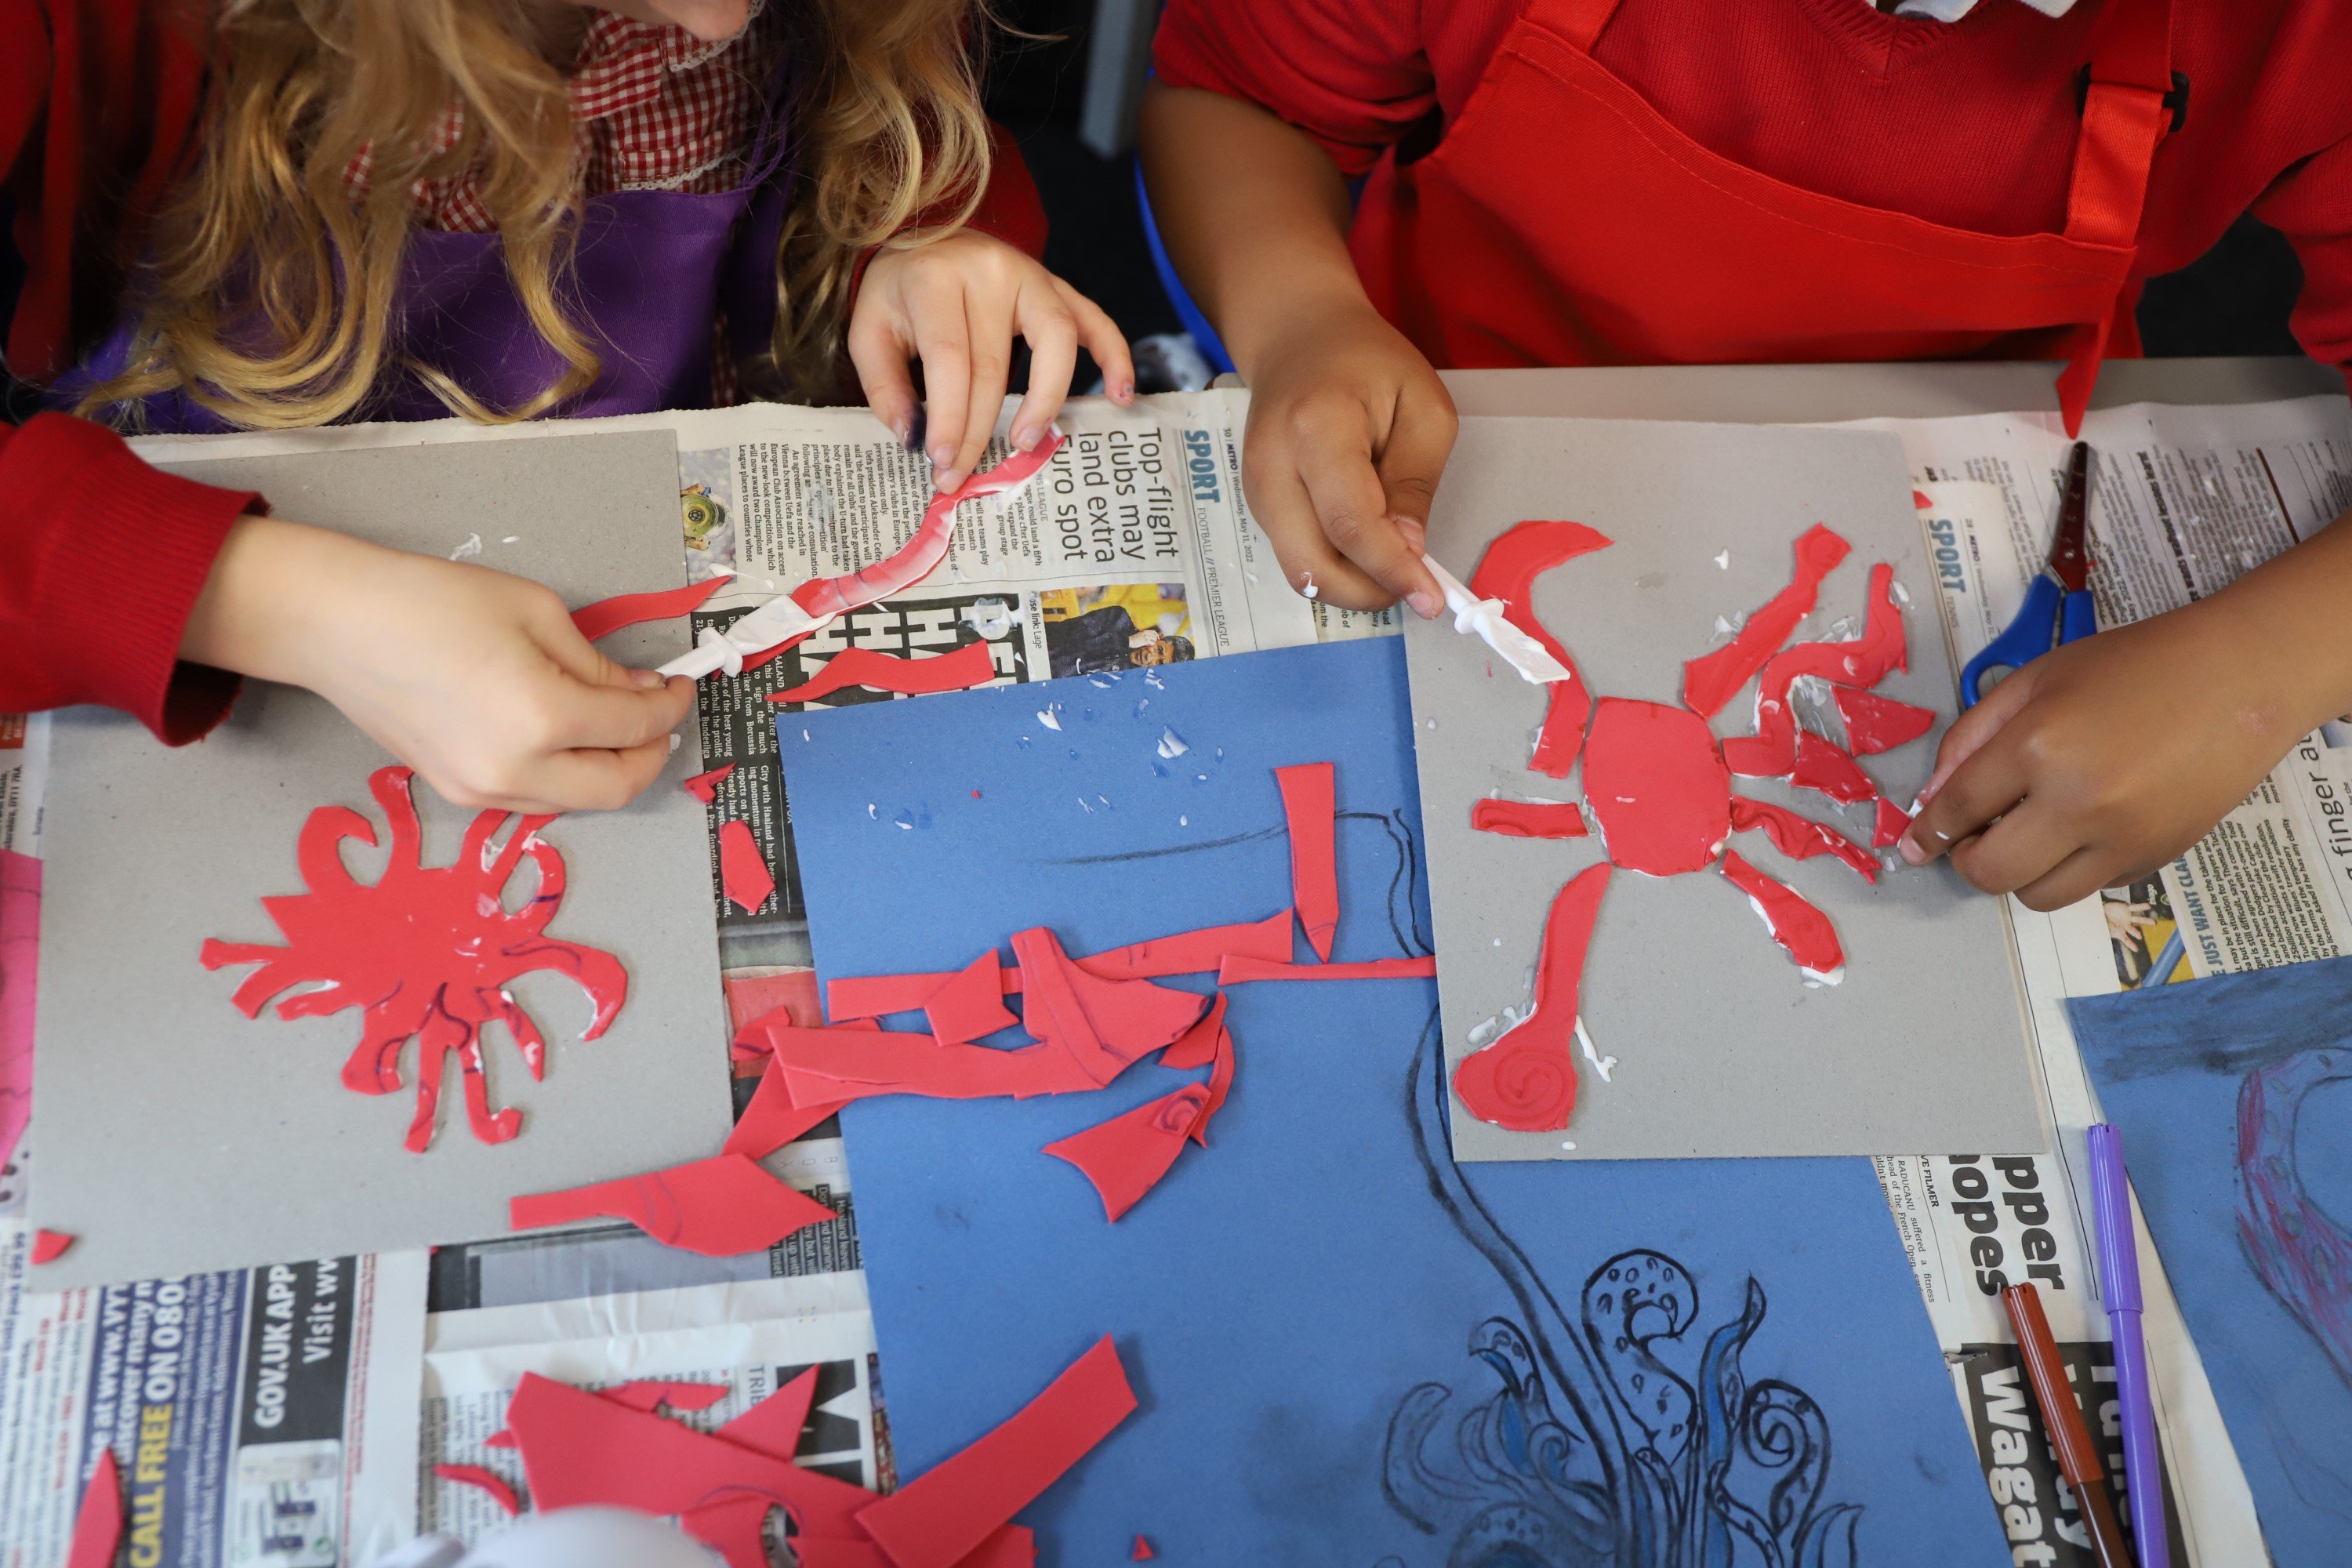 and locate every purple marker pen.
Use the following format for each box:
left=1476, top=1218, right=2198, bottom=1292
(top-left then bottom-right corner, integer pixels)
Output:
left=2089, top=1122, right=2168, bottom=1568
